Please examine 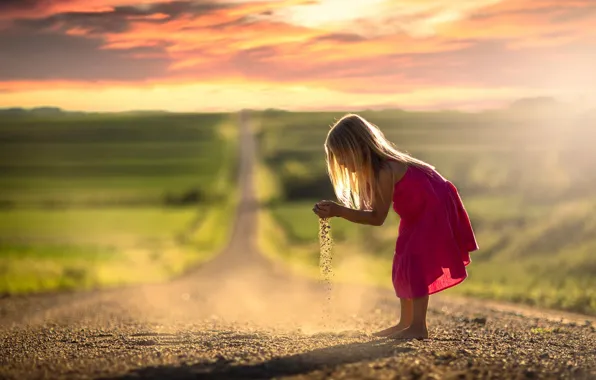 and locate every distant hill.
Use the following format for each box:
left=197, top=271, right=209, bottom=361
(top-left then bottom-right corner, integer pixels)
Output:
left=30, top=107, right=63, bottom=115
left=507, top=97, right=596, bottom=121
left=0, top=107, right=64, bottom=116
left=507, top=96, right=596, bottom=115
left=112, top=110, right=171, bottom=115
left=0, top=107, right=28, bottom=115
left=508, top=96, right=561, bottom=110
left=0, top=107, right=174, bottom=117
